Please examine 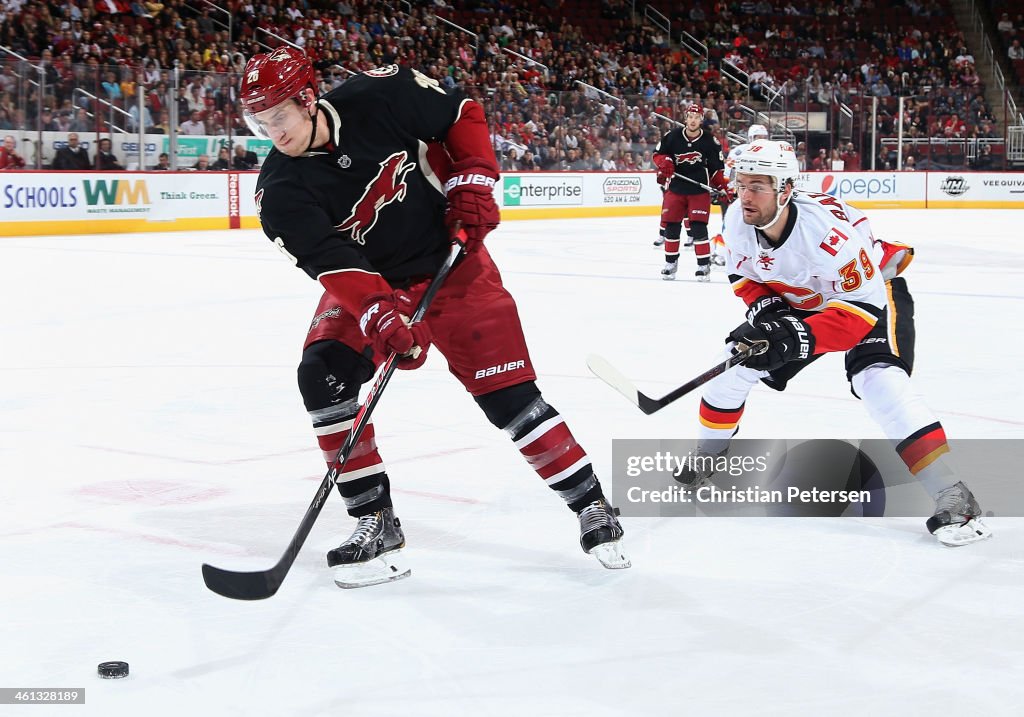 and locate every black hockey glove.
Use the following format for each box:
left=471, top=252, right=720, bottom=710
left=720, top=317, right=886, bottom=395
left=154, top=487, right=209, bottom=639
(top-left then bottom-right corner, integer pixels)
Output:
left=745, top=295, right=790, bottom=326
left=731, top=315, right=815, bottom=372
